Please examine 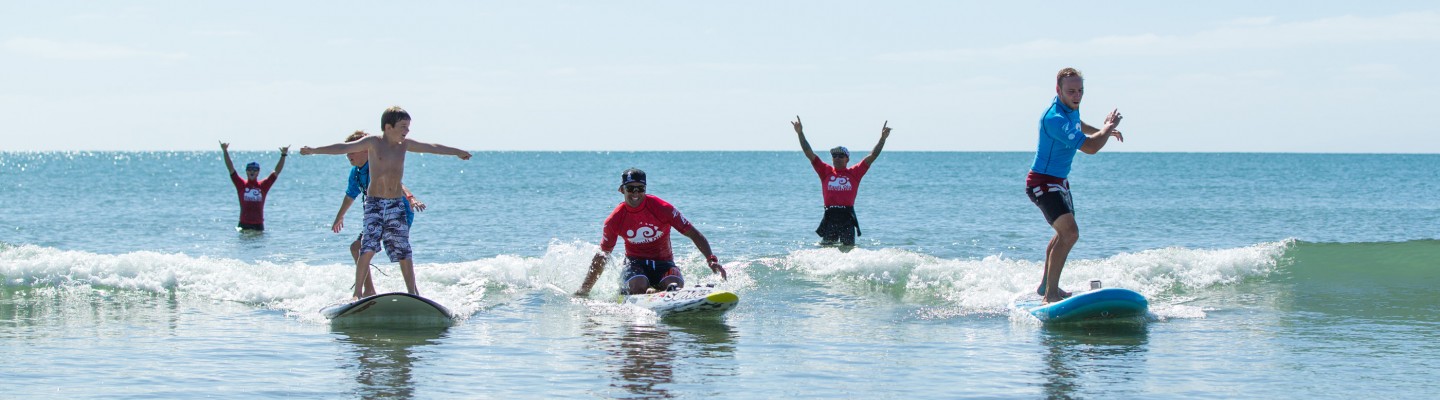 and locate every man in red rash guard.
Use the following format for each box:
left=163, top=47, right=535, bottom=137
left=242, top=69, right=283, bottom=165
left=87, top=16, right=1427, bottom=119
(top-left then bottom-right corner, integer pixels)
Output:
left=574, top=168, right=728, bottom=296
left=221, top=141, right=287, bottom=231
left=791, top=116, right=891, bottom=246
